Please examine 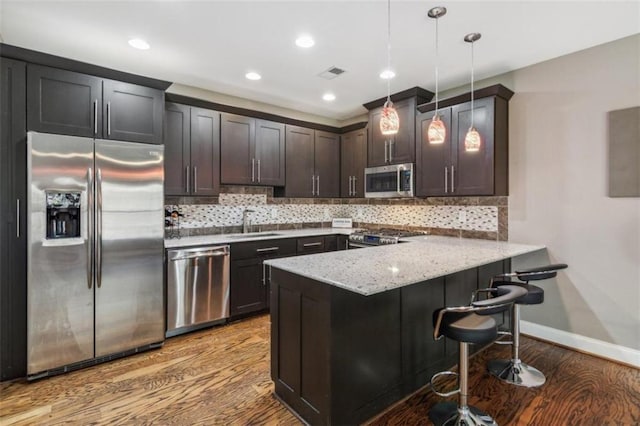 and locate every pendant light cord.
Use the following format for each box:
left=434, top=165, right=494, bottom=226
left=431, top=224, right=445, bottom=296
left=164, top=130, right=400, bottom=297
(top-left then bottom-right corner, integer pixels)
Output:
left=386, top=0, right=392, bottom=103
left=434, top=16, right=439, bottom=116
left=470, top=40, right=475, bottom=128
